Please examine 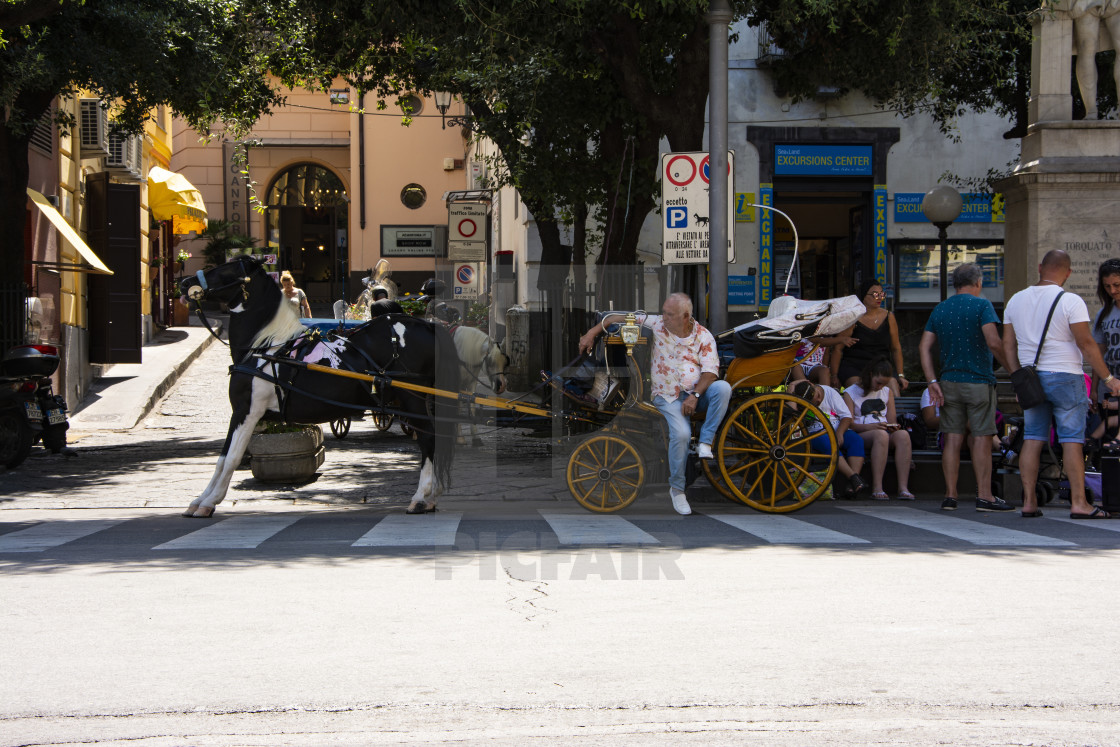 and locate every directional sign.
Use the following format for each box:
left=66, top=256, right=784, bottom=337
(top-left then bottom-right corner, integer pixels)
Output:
left=448, top=202, right=488, bottom=261
left=661, top=151, right=735, bottom=265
